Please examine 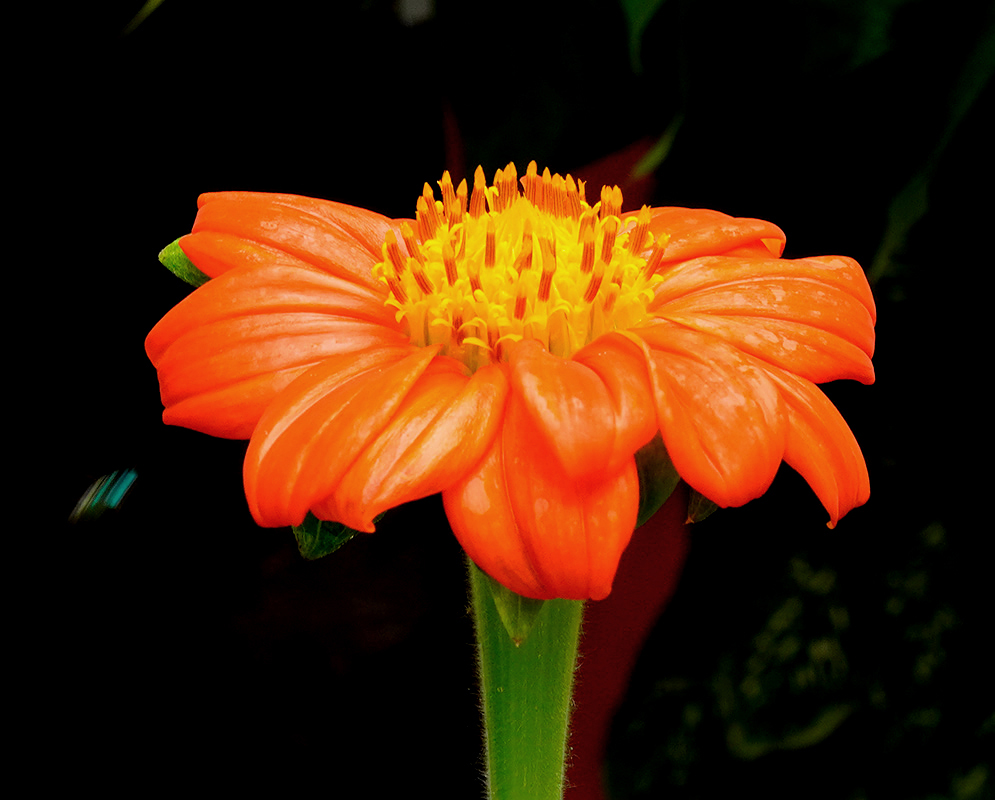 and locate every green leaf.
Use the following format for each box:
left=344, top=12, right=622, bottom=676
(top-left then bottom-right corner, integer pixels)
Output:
left=159, top=239, right=210, bottom=287
left=619, top=0, right=668, bottom=73
left=482, top=568, right=547, bottom=646
left=635, top=433, right=682, bottom=527
left=632, top=113, right=684, bottom=179
left=292, top=513, right=362, bottom=560
left=122, top=0, right=168, bottom=36
left=687, top=489, right=719, bottom=523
